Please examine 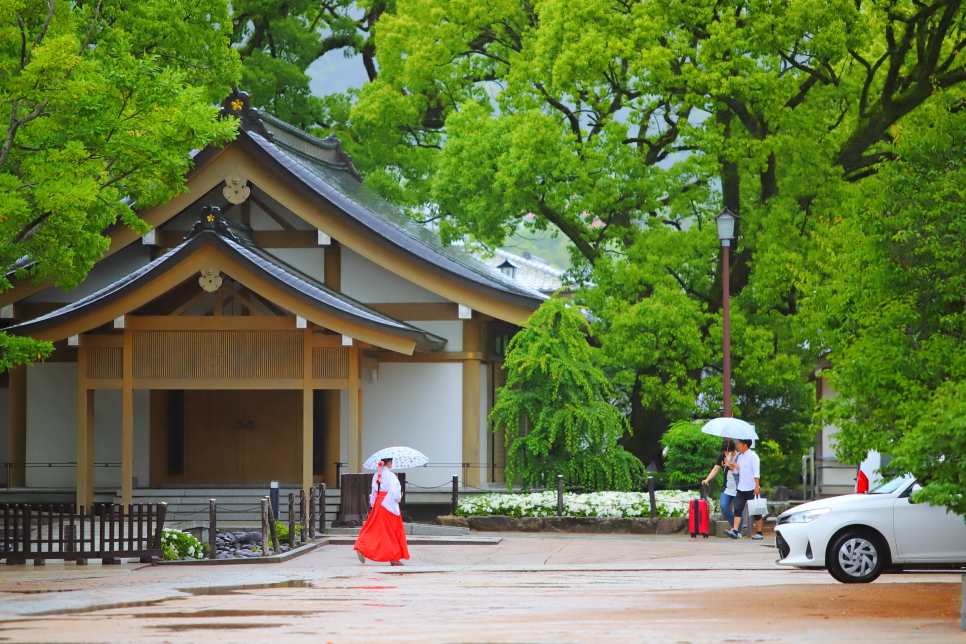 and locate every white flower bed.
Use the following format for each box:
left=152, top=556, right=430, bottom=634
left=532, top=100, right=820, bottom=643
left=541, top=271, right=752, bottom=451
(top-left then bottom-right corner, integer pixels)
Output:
left=455, top=490, right=717, bottom=519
